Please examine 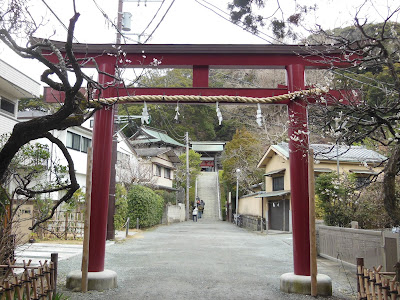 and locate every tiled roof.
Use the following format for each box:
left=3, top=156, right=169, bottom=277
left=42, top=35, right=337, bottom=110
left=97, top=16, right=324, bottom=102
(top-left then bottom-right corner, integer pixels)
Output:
left=255, top=190, right=291, bottom=198
left=274, top=142, right=387, bottom=164
left=135, top=148, right=167, bottom=157
left=138, top=126, right=184, bottom=147
left=135, top=148, right=181, bottom=164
